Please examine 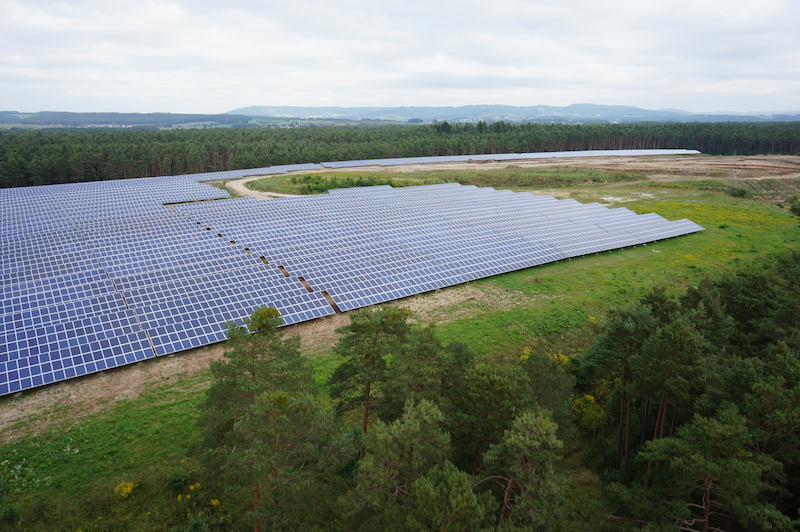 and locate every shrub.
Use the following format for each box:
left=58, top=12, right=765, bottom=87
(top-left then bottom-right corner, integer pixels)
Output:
left=290, top=174, right=396, bottom=194
left=1, top=504, right=20, bottom=522
left=726, top=186, right=752, bottom=198
left=172, top=515, right=209, bottom=532
left=167, top=471, right=191, bottom=494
